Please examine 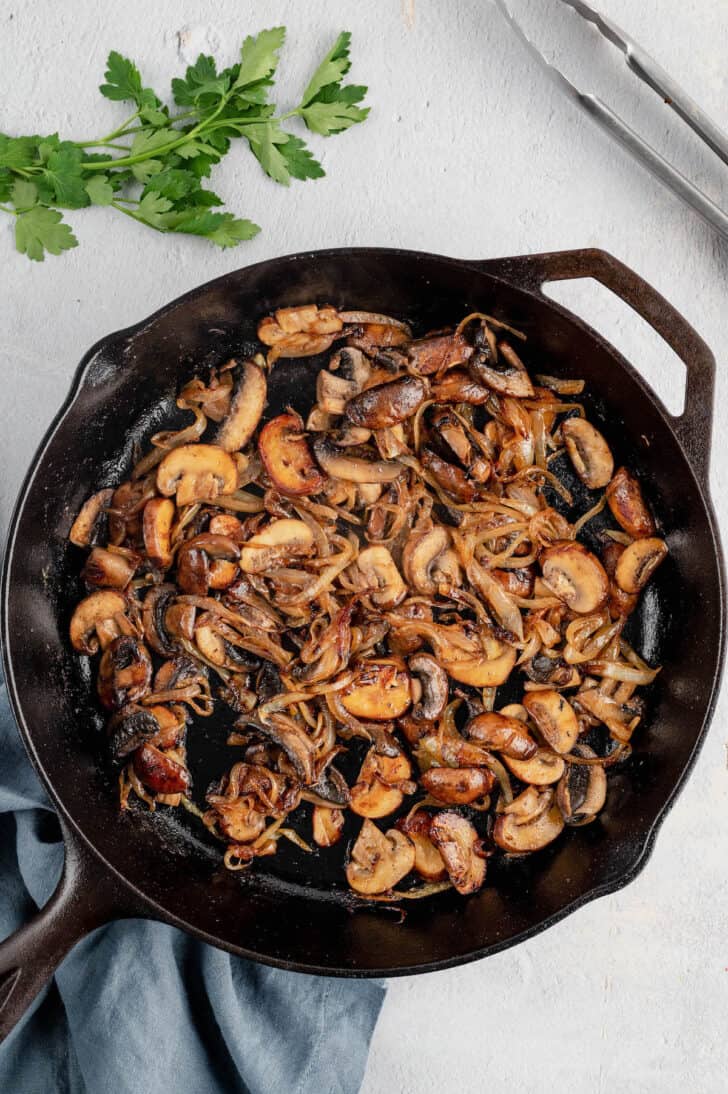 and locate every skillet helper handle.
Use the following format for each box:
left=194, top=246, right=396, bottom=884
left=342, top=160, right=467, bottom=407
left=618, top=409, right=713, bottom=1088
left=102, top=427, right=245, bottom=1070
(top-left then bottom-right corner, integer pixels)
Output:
left=475, top=248, right=716, bottom=486
left=0, top=816, right=142, bottom=1043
